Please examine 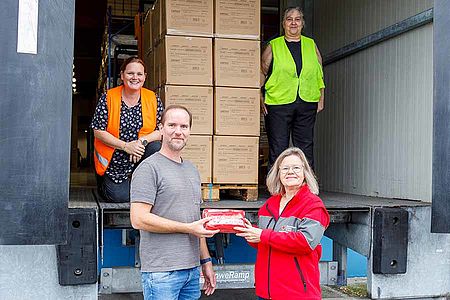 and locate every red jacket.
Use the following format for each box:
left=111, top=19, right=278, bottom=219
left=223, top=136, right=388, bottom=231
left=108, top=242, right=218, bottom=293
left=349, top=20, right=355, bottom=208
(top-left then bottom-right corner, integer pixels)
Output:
left=253, top=185, right=329, bottom=299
